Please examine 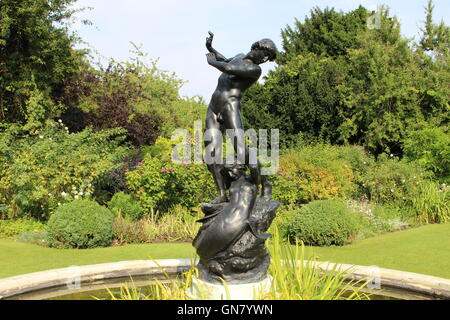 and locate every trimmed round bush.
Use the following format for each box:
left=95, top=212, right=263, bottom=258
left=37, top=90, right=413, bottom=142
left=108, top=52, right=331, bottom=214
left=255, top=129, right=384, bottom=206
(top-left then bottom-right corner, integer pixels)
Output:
left=284, top=200, right=359, bottom=246
left=47, top=200, right=114, bottom=249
